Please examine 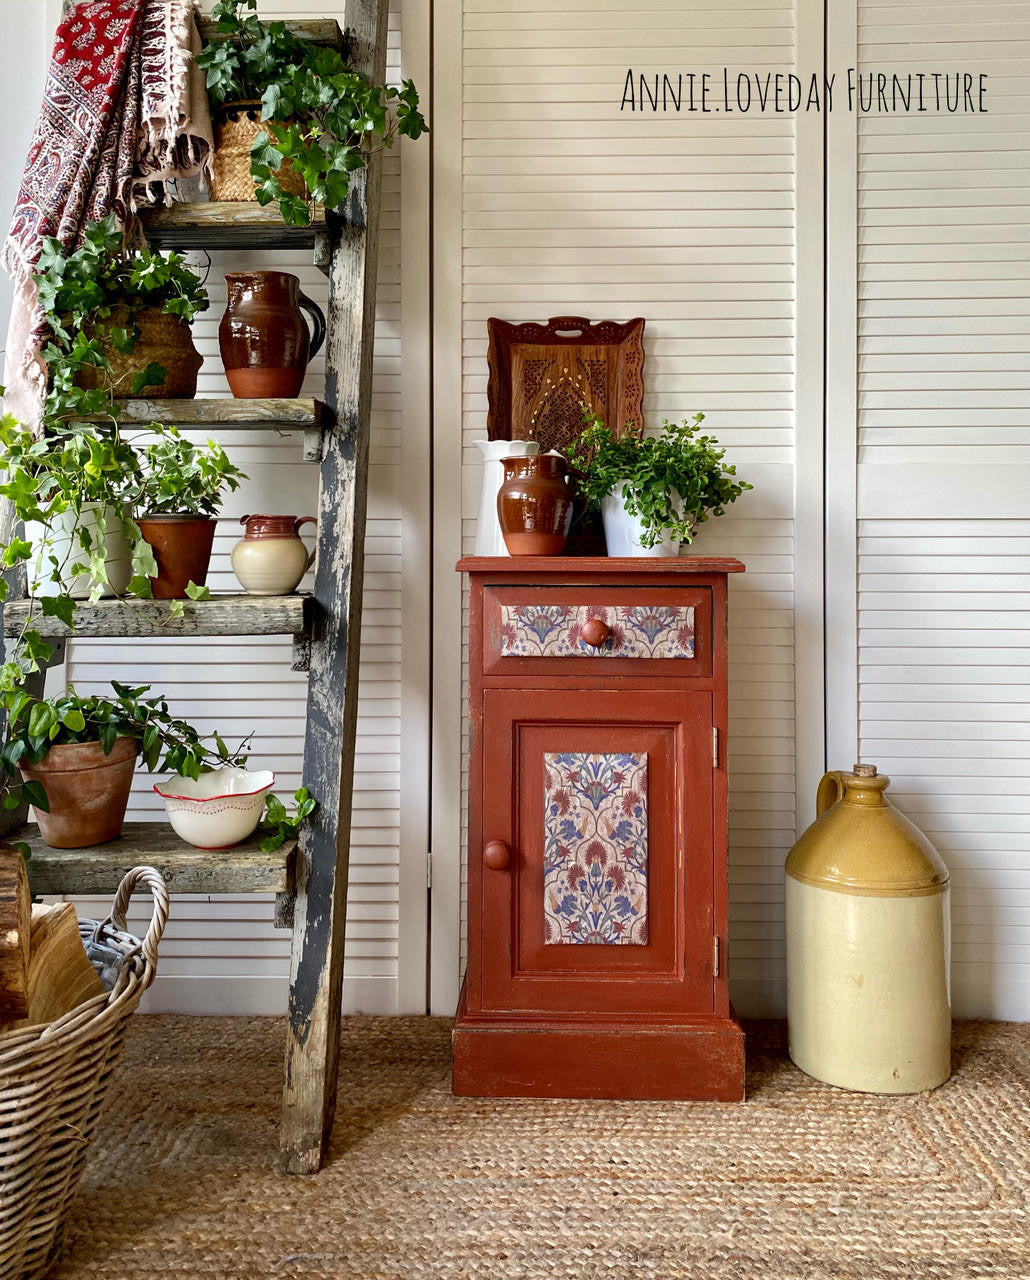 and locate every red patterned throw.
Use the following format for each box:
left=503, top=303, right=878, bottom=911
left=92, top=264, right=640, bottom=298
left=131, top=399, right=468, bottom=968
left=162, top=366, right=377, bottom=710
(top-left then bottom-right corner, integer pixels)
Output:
left=1, top=0, right=212, bottom=424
